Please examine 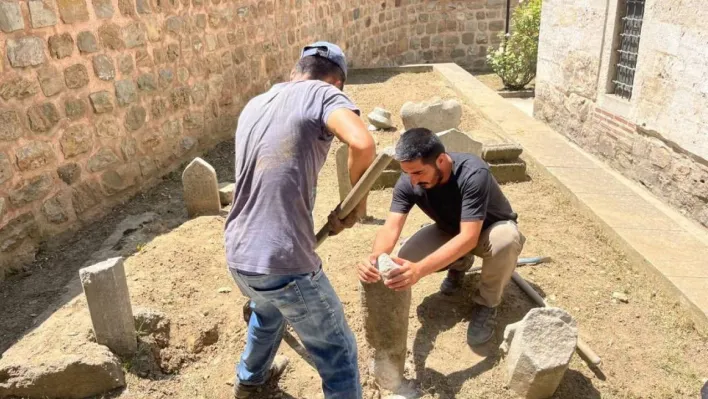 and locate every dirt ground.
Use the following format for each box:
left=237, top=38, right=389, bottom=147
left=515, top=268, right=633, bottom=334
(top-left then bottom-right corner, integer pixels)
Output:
left=2, top=72, right=708, bottom=399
